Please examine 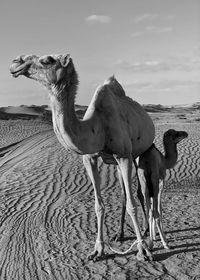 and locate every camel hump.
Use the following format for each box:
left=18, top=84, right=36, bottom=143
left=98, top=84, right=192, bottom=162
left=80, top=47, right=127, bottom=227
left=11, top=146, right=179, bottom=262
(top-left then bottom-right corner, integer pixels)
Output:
left=104, top=75, right=126, bottom=97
